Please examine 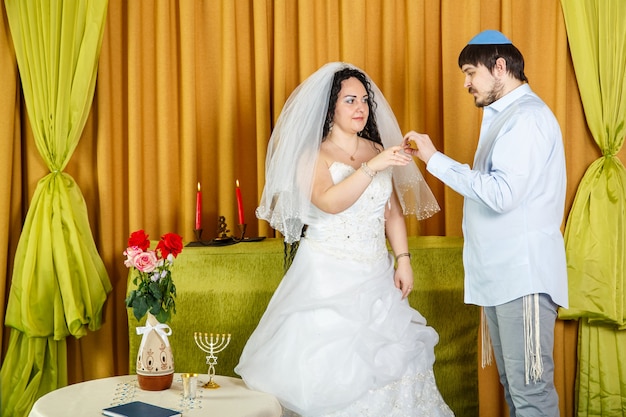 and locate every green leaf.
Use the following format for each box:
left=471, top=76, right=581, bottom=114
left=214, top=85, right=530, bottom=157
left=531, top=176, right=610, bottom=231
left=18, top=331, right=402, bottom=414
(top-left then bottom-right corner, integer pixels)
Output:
left=125, top=290, right=136, bottom=308
left=155, top=309, right=170, bottom=323
left=132, top=297, right=149, bottom=321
